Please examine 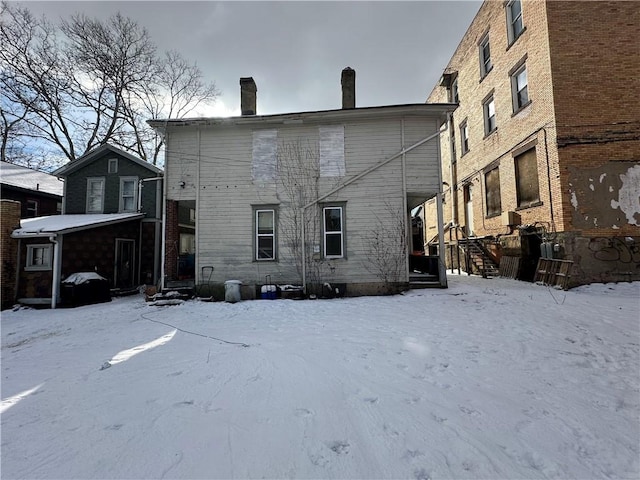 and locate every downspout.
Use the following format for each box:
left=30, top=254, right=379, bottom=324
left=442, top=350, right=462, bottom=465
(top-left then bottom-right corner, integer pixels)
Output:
left=447, top=112, right=458, bottom=226
left=543, top=127, right=555, bottom=231
left=300, top=127, right=444, bottom=292
left=401, top=119, right=409, bottom=282
left=14, top=238, right=21, bottom=303
left=435, top=124, right=448, bottom=288
left=49, top=234, right=62, bottom=309
left=160, top=168, right=168, bottom=292
left=196, top=129, right=201, bottom=286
